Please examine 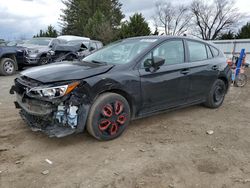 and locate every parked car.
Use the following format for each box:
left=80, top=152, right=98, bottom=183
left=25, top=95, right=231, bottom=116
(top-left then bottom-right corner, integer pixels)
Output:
left=47, top=40, right=103, bottom=62
left=0, top=43, right=26, bottom=76
left=10, top=36, right=232, bottom=140
left=22, top=37, right=66, bottom=65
